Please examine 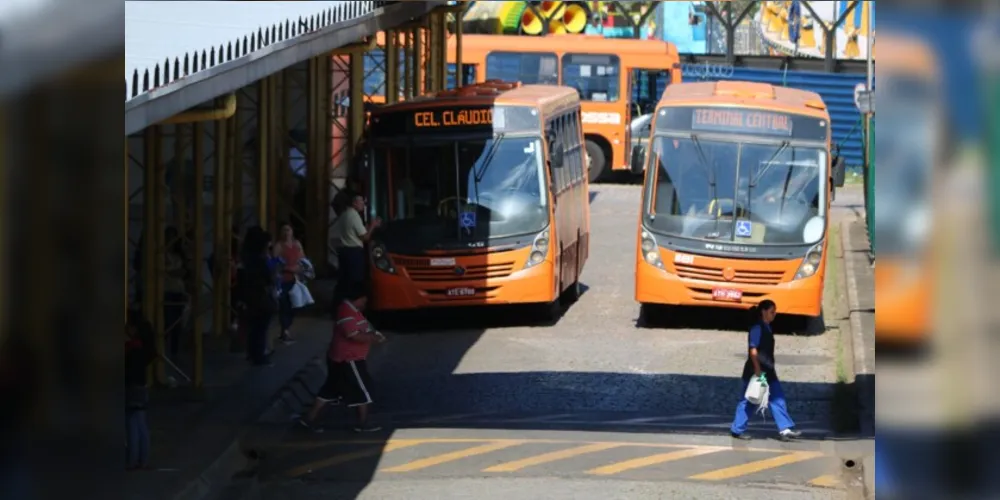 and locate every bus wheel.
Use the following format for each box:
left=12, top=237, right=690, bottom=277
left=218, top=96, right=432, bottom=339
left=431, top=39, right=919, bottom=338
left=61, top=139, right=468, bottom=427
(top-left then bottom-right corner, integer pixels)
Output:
left=538, top=299, right=564, bottom=324
left=562, top=280, right=581, bottom=305
left=585, top=140, right=606, bottom=183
